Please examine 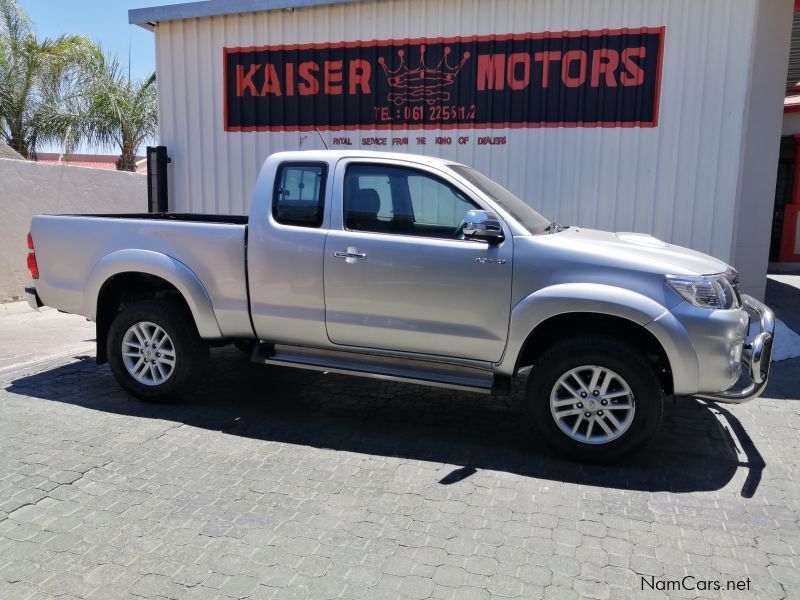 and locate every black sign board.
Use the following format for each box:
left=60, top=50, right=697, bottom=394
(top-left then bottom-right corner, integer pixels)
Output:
left=224, top=28, right=664, bottom=131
